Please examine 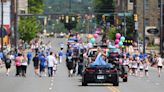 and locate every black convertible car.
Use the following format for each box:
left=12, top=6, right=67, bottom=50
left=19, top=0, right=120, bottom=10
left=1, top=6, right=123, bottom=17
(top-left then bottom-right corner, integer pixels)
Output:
left=82, top=65, right=119, bottom=86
